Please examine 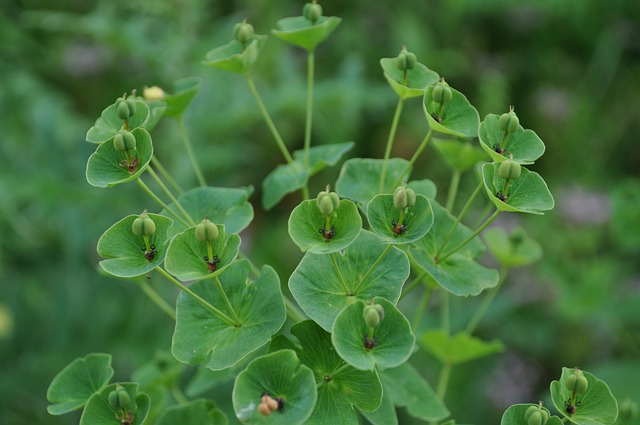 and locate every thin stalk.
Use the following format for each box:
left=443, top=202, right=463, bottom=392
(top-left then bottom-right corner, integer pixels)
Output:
left=400, top=270, right=428, bottom=300
left=303, top=50, right=315, bottom=167
left=170, top=384, right=189, bottom=405
left=441, top=290, right=450, bottom=336
left=378, top=98, right=405, bottom=193
left=138, top=279, right=176, bottom=320
left=177, top=116, right=207, bottom=187
left=435, top=363, right=452, bottom=401
left=329, top=253, right=350, bottom=295
left=136, top=178, right=190, bottom=228
left=245, top=74, right=295, bottom=166
left=412, top=286, right=433, bottom=331
left=284, top=297, right=306, bottom=323
left=151, top=156, right=184, bottom=194
left=156, top=267, right=237, bottom=326
left=445, top=170, right=461, bottom=212
left=147, top=166, right=195, bottom=226
left=465, top=268, right=508, bottom=334
left=437, top=209, right=501, bottom=264
left=353, top=245, right=393, bottom=294
left=213, top=276, right=241, bottom=325
left=392, top=128, right=435, bottom=189
left=434, top=181, right=483, bottom=258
